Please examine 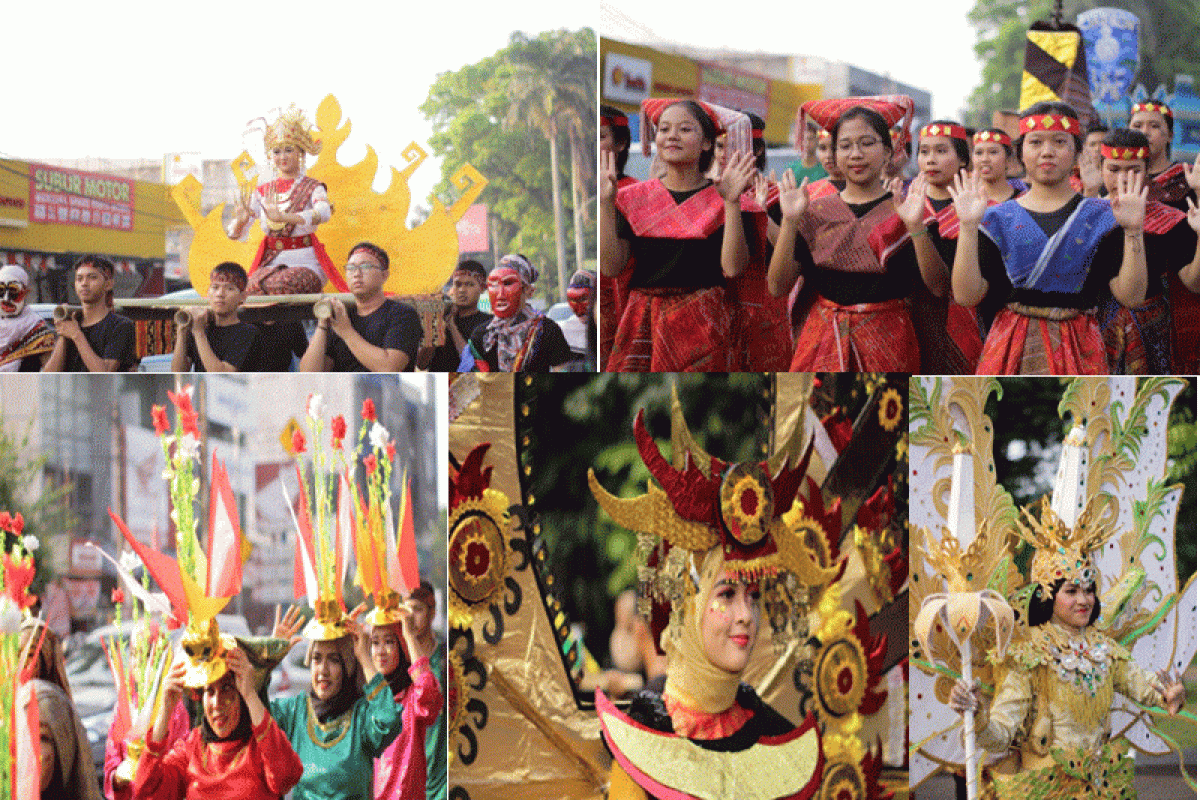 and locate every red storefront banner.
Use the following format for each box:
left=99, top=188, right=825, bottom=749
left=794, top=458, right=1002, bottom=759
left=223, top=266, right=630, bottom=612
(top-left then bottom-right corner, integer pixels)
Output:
left=29, top=162, right=135, bottom=231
